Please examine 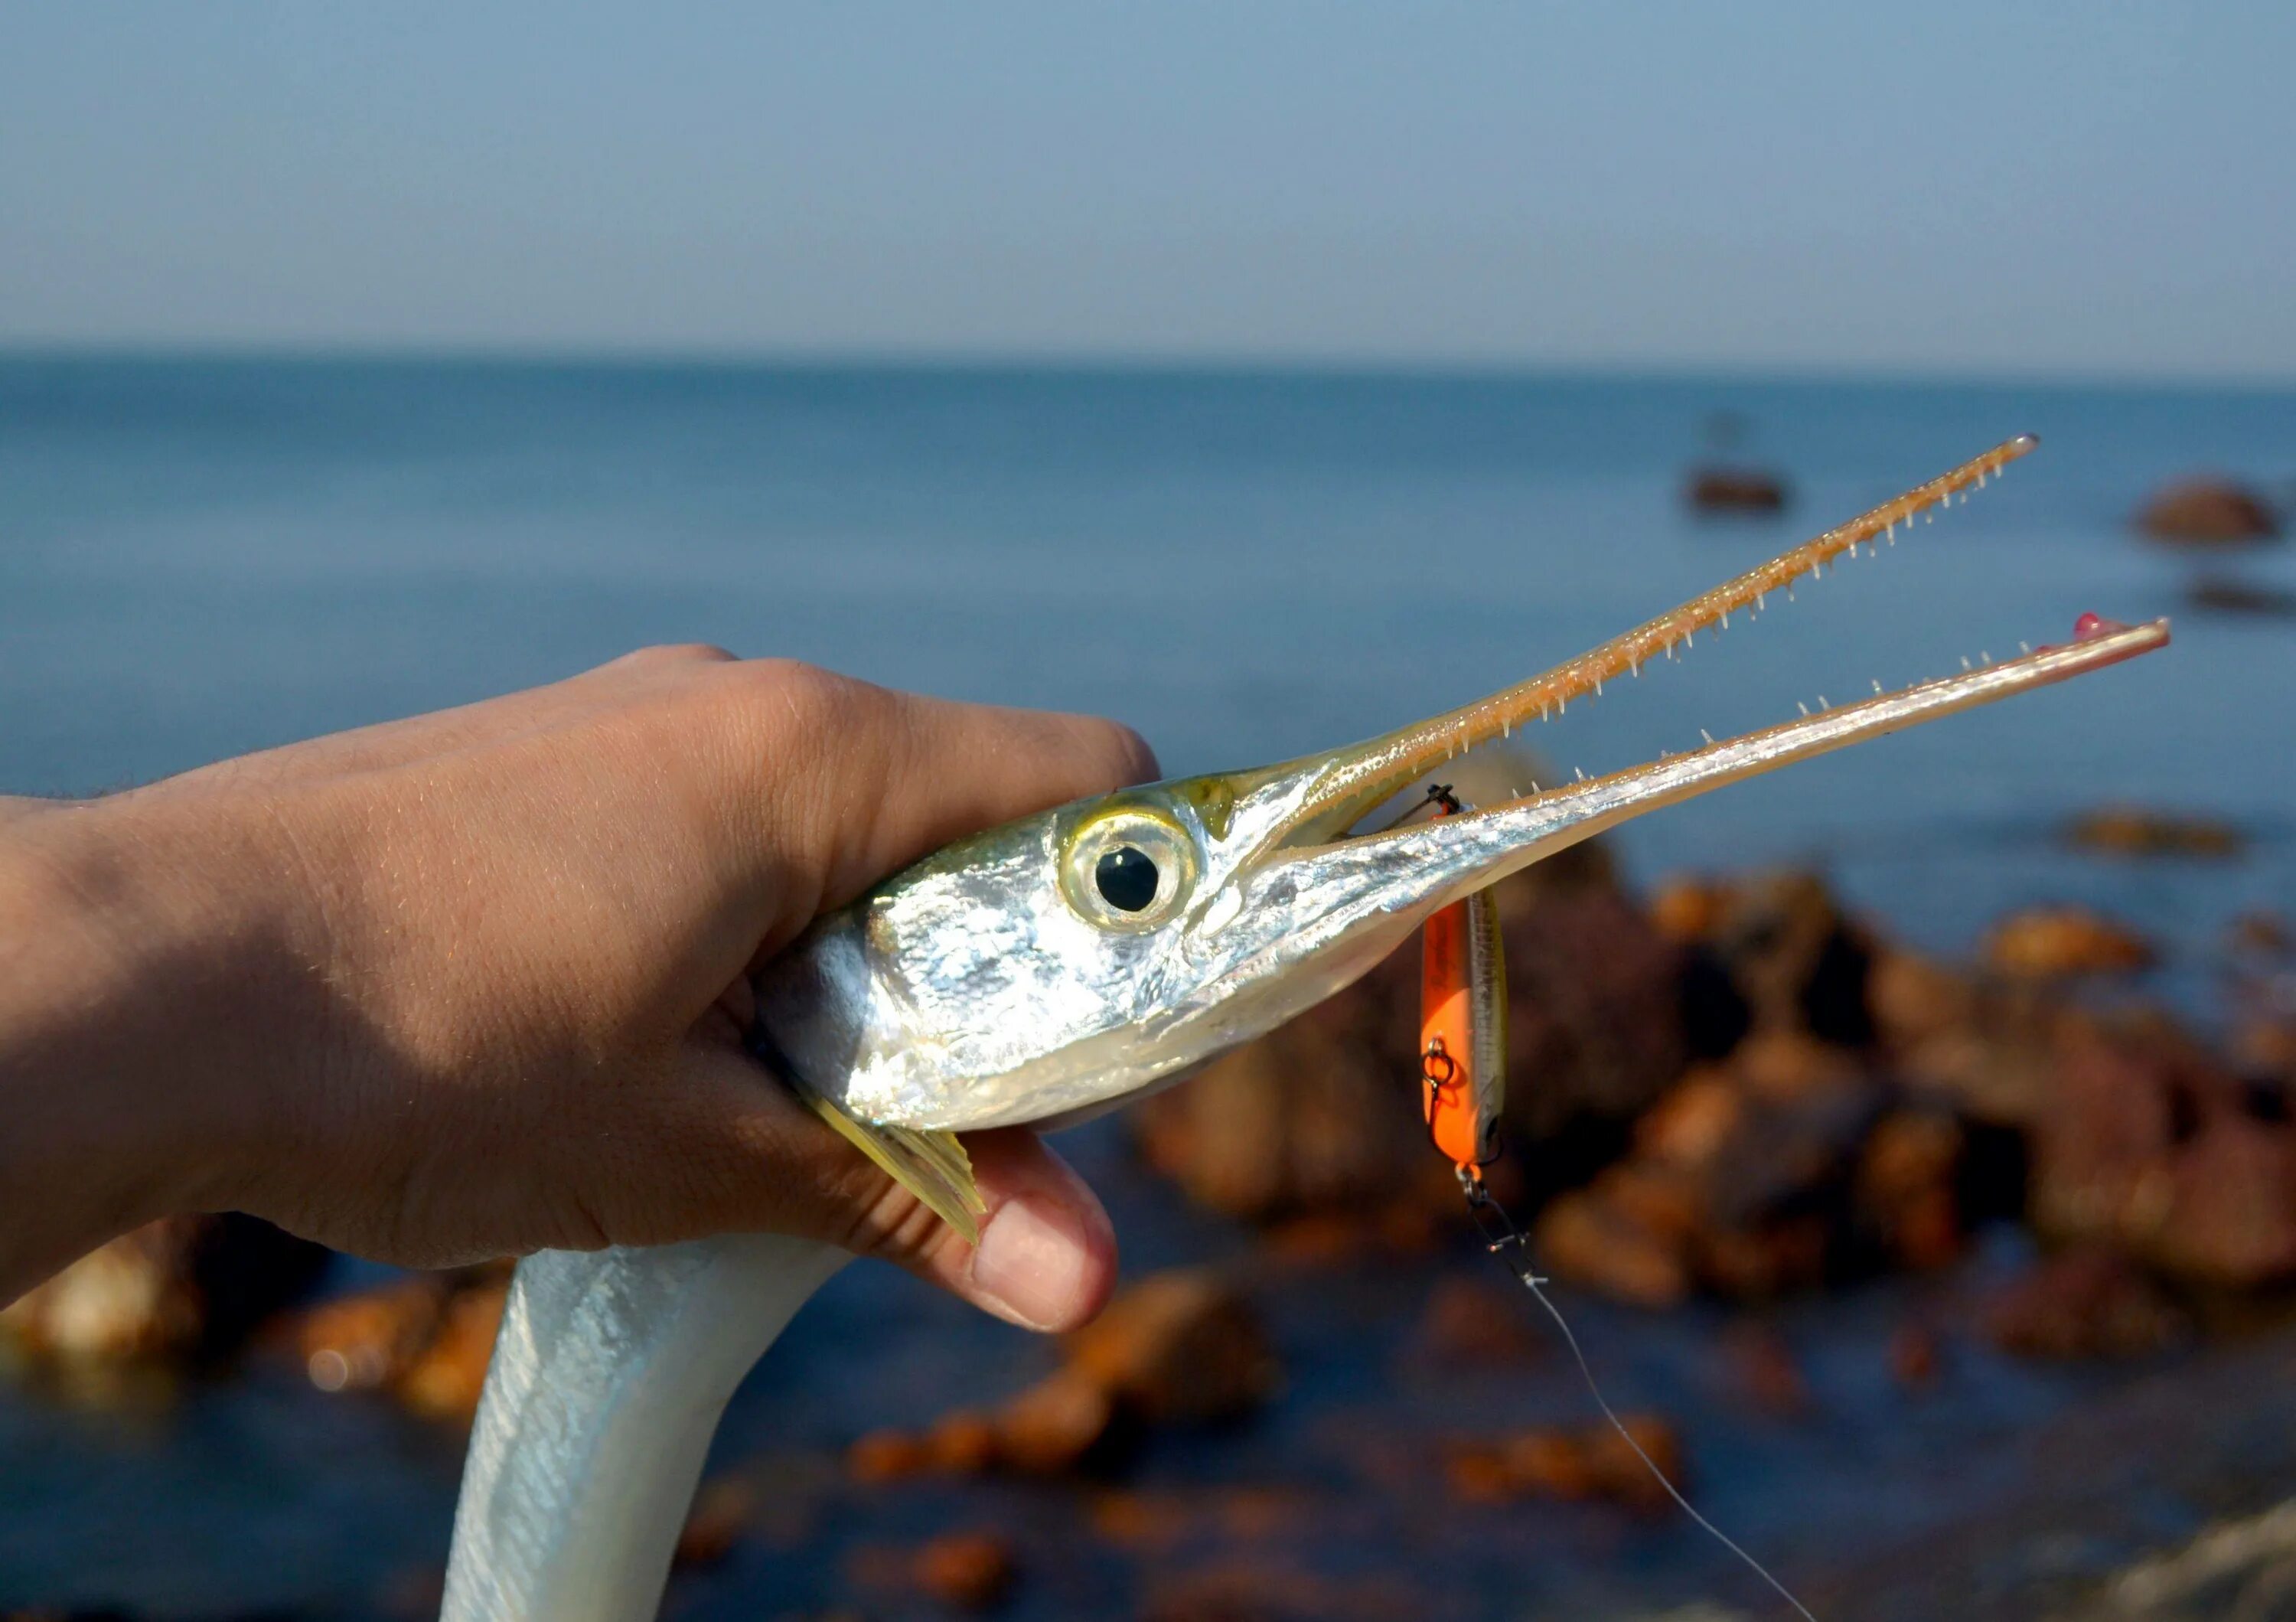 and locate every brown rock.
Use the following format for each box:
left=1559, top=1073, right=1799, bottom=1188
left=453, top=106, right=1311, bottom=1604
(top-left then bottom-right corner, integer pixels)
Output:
left=2229, top=910, right=2293, bottom=960
left=990, top=1367, right=1116, bottom=1475
left=1532, top=1186, right=1691, bottom=1309
left=912, top=1532, right=1016, bottom=1611
left=1649, top=873, right=1730, bottom=945
left=2138, top=478, right=2281, bottom=543
left=921, top=1409, right=1000, bottom=1474
left=1732, top=1026, right=1867, bottom=1106
left=2189, top=574, right=2296, bottom=616
left=1464, top=1413, right=1688, bottom=1512
left=1065, top=1270, right=1280, bottom=1425
left=1139, top=1558, right=1426, bottom=1622
left=2063, top=806, right=2245, bottom=860
left=1984, top=1248, right=2188, bottom=1360
left=1726, top=1323, right=1809, bottom=1417
left=2235, top=1017, right=2296, bottom=1083
left=1580, top=1412, right=1689, bottom=1513
left=1686, top=466, right=1790, bottom=514
left=1636, top=1072, right=1747, bottom=1174
left=1867, top=948, right=1977, bottom=1053
left=1499, top=1429, right=1596, bottom=1500
left=1857, top=1111, right=1966, bottom=1271
left=1700, top=870, right=1877, bottom=1047
left=1089, top=1489, right=1192, bottom=1551
left=846, top=1427, right=931, bottom=1483
left=1983, top=906, right=2155, bottom=979
left=1446, top=1444, right=1524, bottom=1503
left=673, top=1476, right=755, bottom=1569
left=1871, top=953, right=2061, bottom=1127
left=1889, top=1324, right=1943, bottom=1391
left=2031, top=1013, right=2296, bottom=1287
left=2, top=1214, right=328, bottom=1372
left=1409, top=1275, right=1541, bottom=1366
left=1698, top=1216, right=1832, bottom=1301
left=1129, top=981, right=1423, bottom=1222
